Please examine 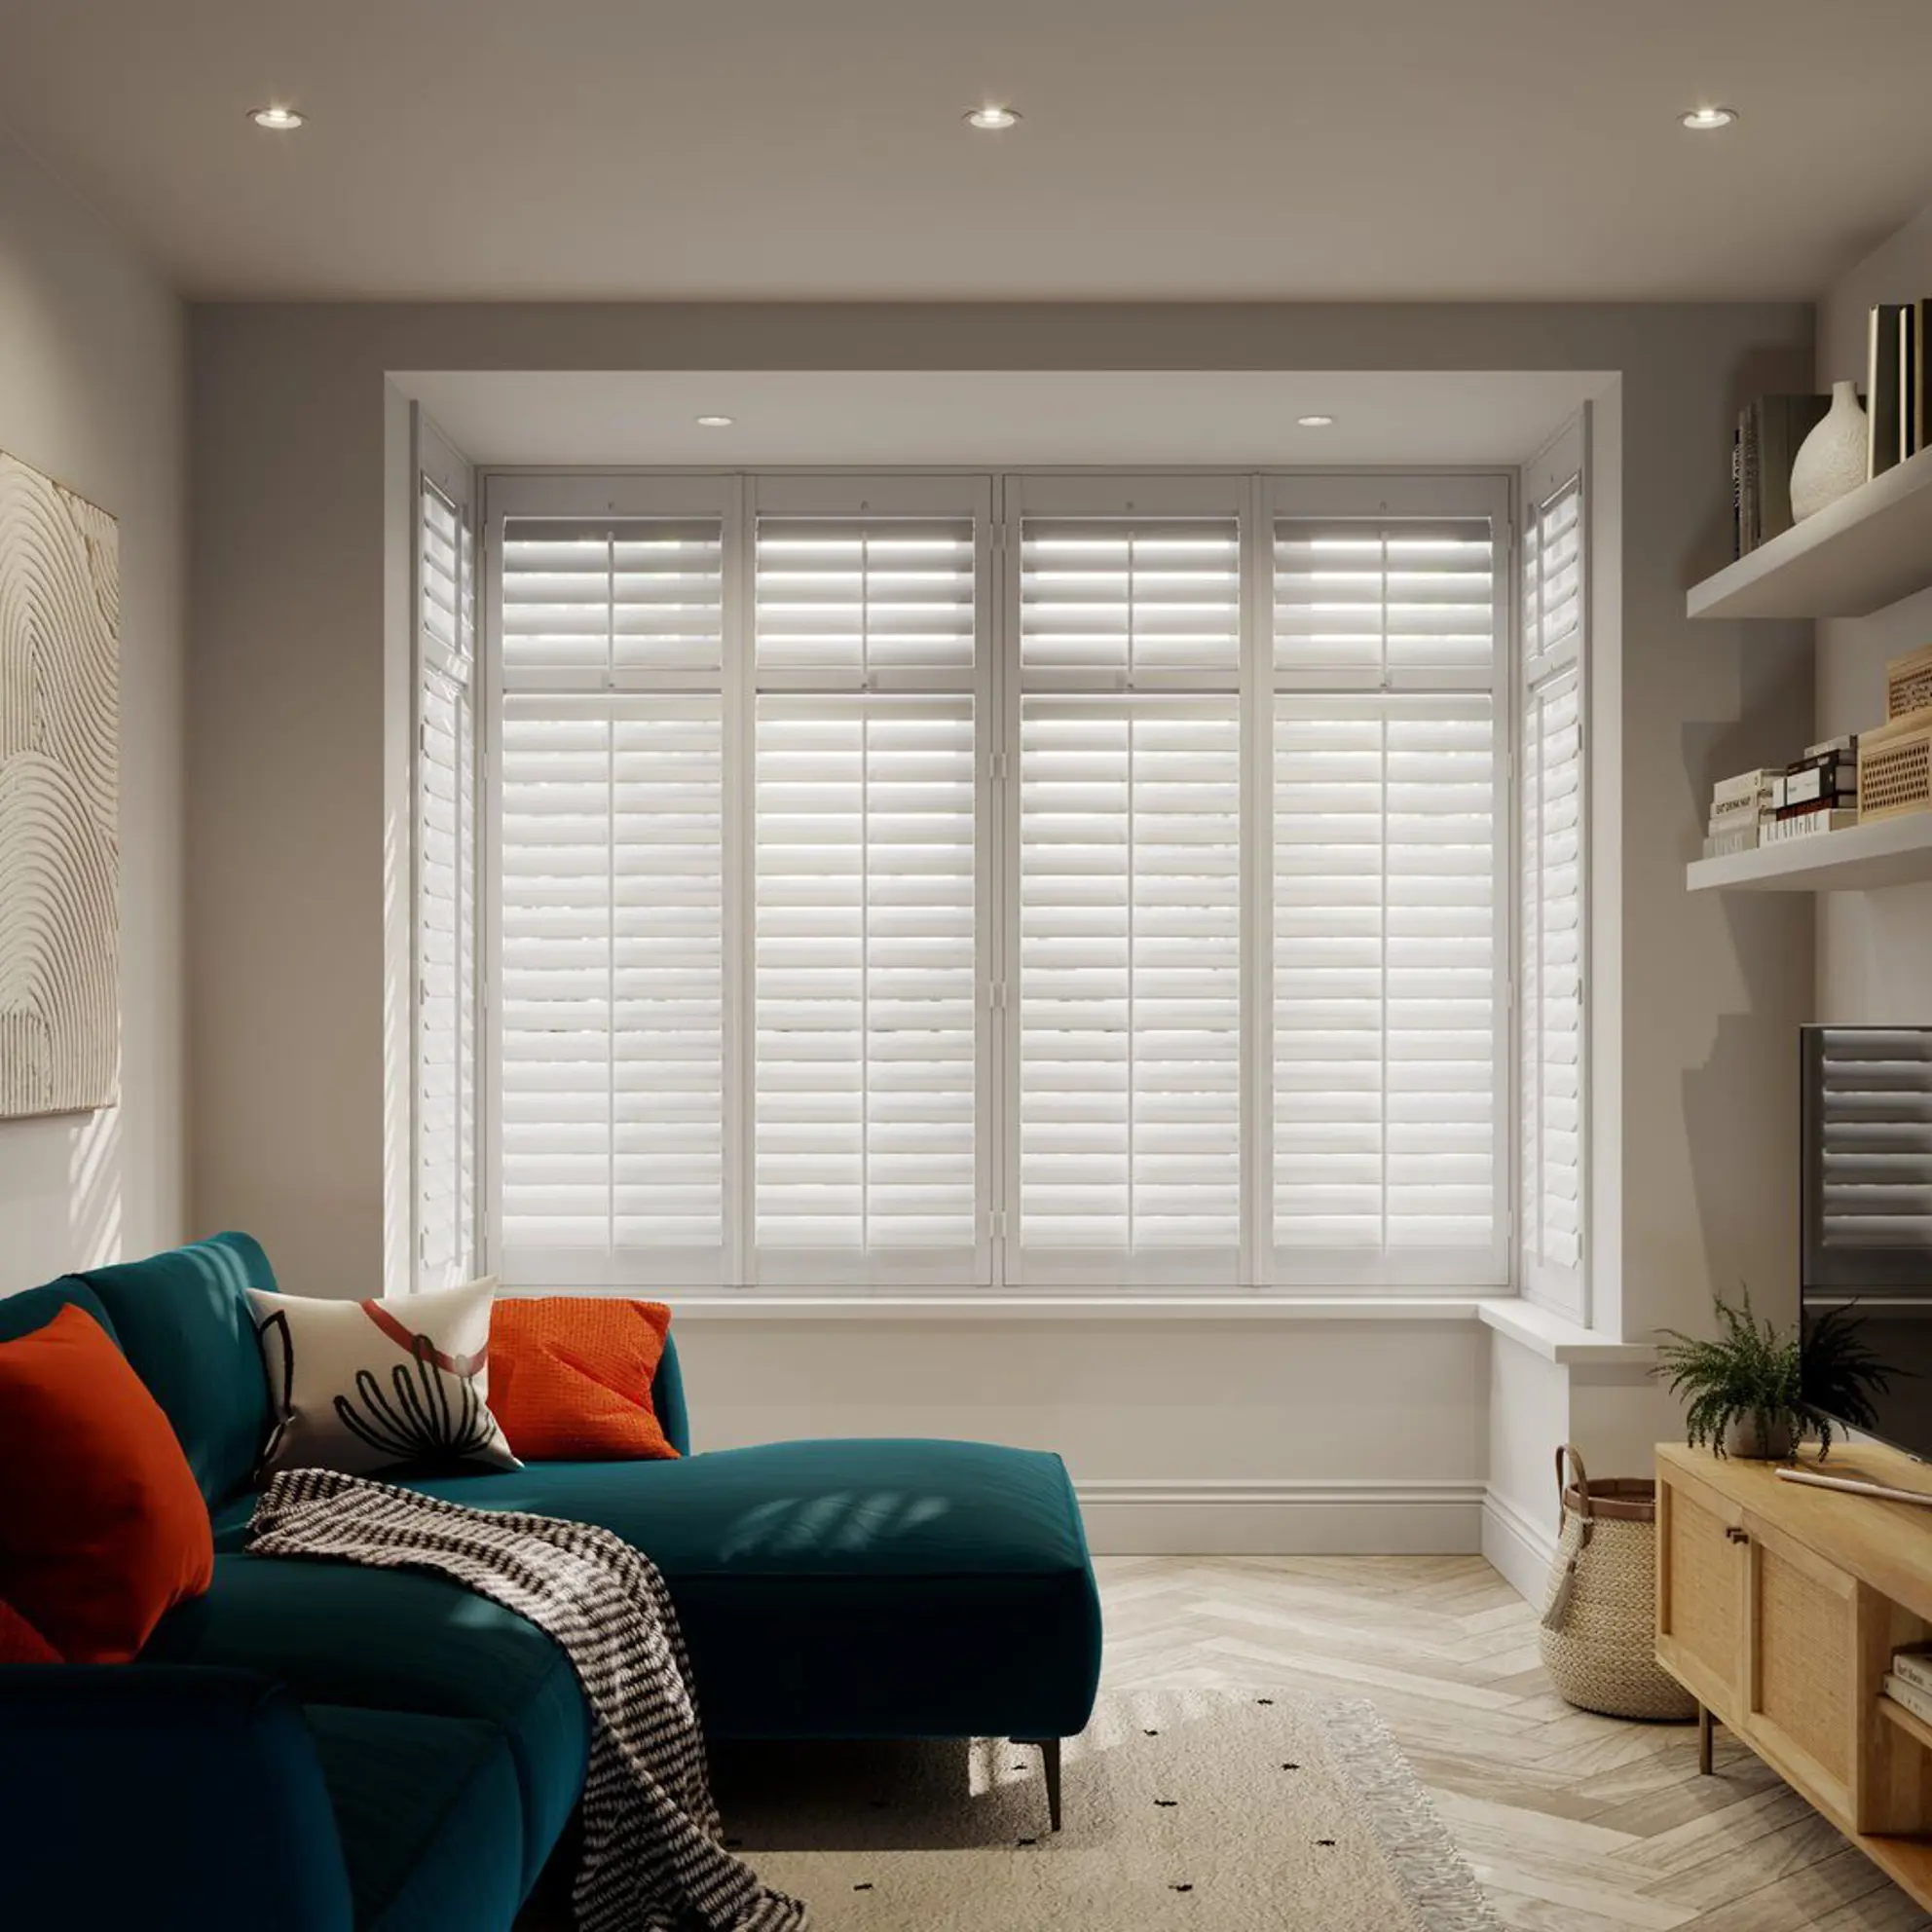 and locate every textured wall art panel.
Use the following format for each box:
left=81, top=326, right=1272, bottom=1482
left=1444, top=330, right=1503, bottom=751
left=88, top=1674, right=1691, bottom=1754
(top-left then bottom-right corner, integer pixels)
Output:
left=0, top=448, right=119, bottom=1118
